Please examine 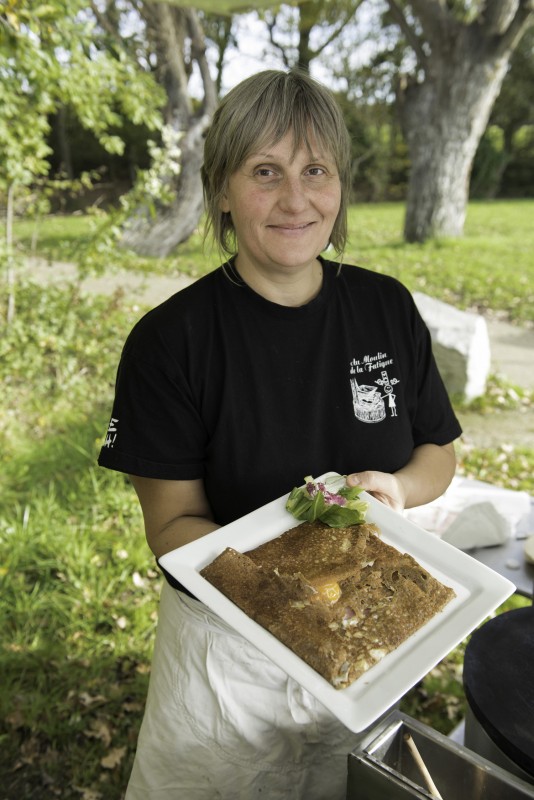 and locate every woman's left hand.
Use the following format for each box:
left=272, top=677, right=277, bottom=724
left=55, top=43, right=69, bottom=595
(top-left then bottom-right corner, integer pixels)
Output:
left=346, top=442, right=457, bottom=513
left=346, top=471, right=407, bottom=512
